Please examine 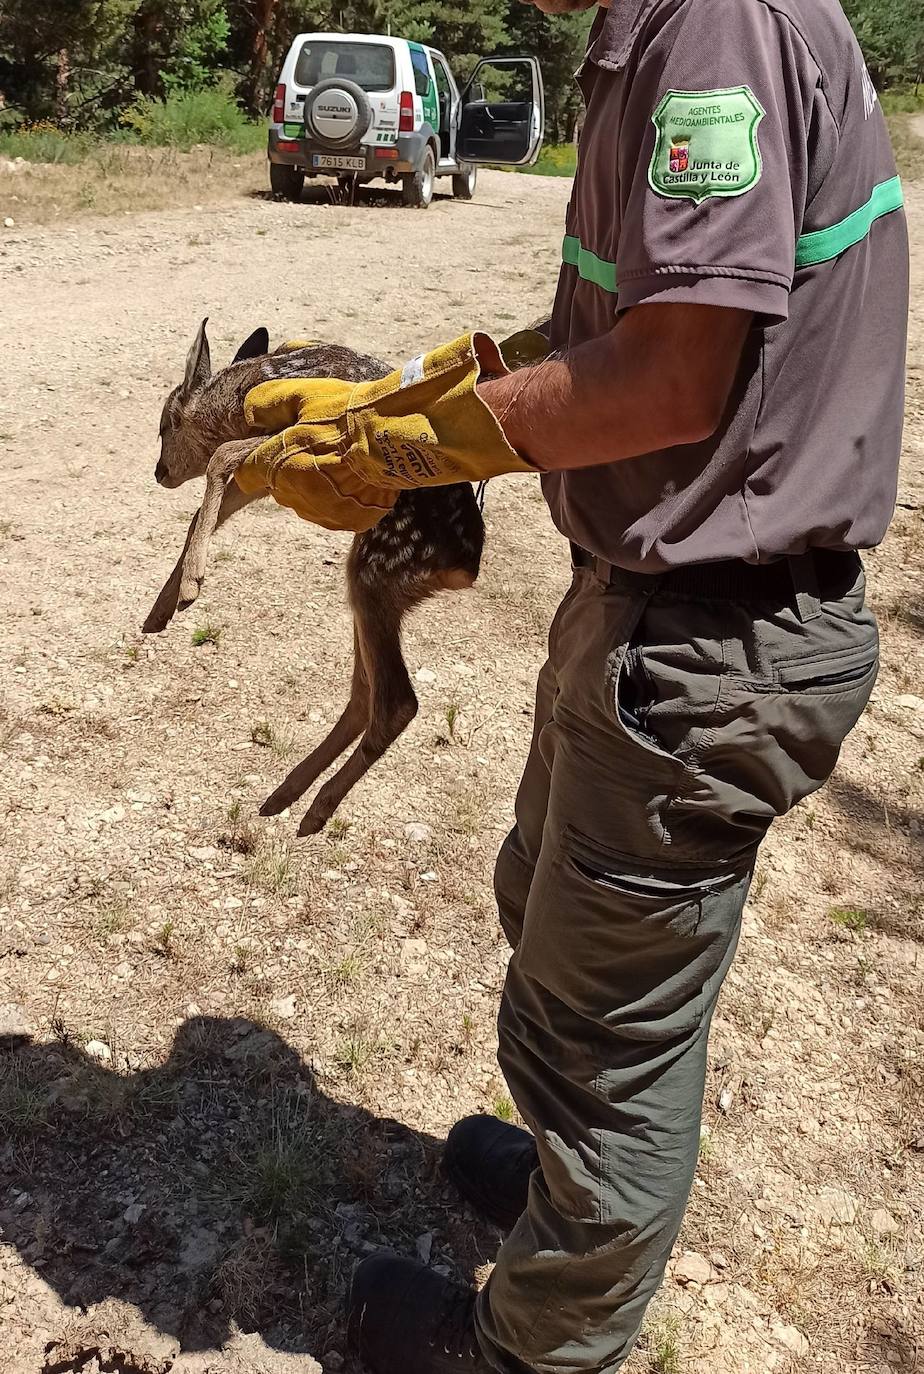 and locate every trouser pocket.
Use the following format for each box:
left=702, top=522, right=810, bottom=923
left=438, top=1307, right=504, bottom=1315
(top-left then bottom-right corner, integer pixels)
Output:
left=516, top=826, right=749, bottom=1045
